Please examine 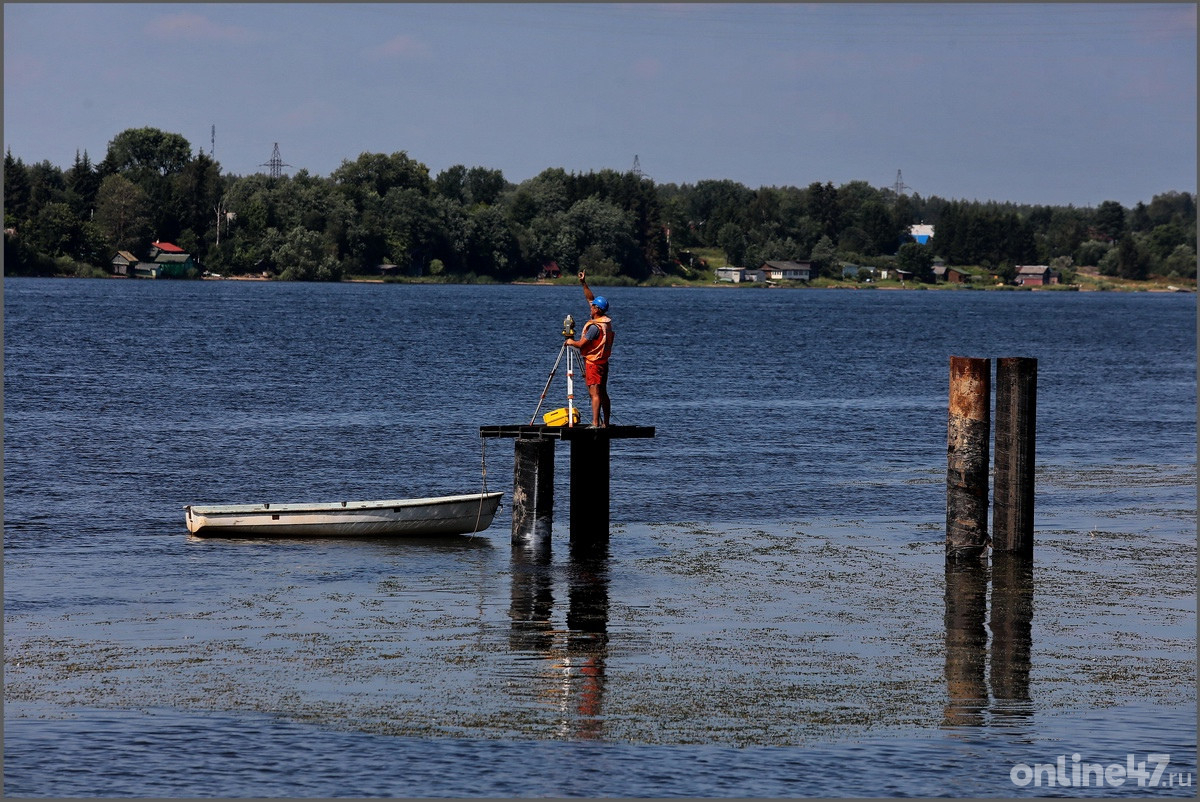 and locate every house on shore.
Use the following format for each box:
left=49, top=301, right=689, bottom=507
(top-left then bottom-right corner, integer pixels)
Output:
left=879, top=267, right=915, bottom=282
left=933, top=265, right=969, bottom=284
left=717, top=266, right=769, bottom=283
left=123, top=241, right=197, bottom=278
left=1014, top=265, right=1060, bottom=286
left=110, top=250, right=138, bottom=276
left=760, top=260, right=812, bottom=282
